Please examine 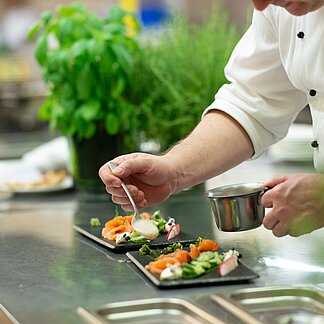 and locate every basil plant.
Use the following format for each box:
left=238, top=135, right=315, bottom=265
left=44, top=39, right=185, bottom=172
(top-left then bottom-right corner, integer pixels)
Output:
left=28, top=3, right=141, bottom=140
